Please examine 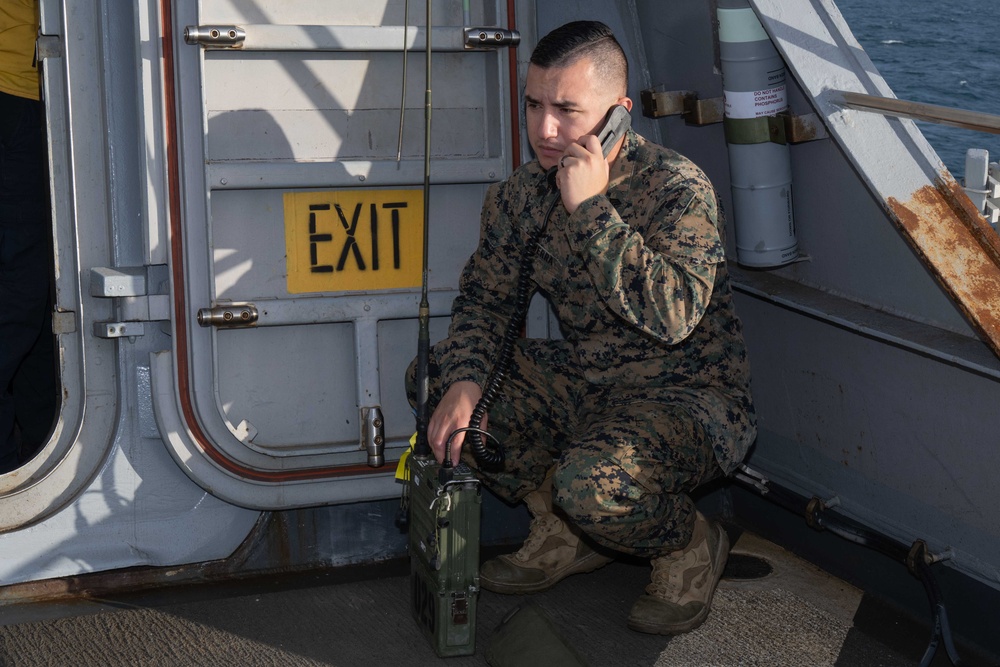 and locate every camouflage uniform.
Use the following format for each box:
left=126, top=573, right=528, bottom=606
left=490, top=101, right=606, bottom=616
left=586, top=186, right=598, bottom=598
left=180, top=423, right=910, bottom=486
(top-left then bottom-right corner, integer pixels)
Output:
left=411, top=130, right=755, bottom=558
